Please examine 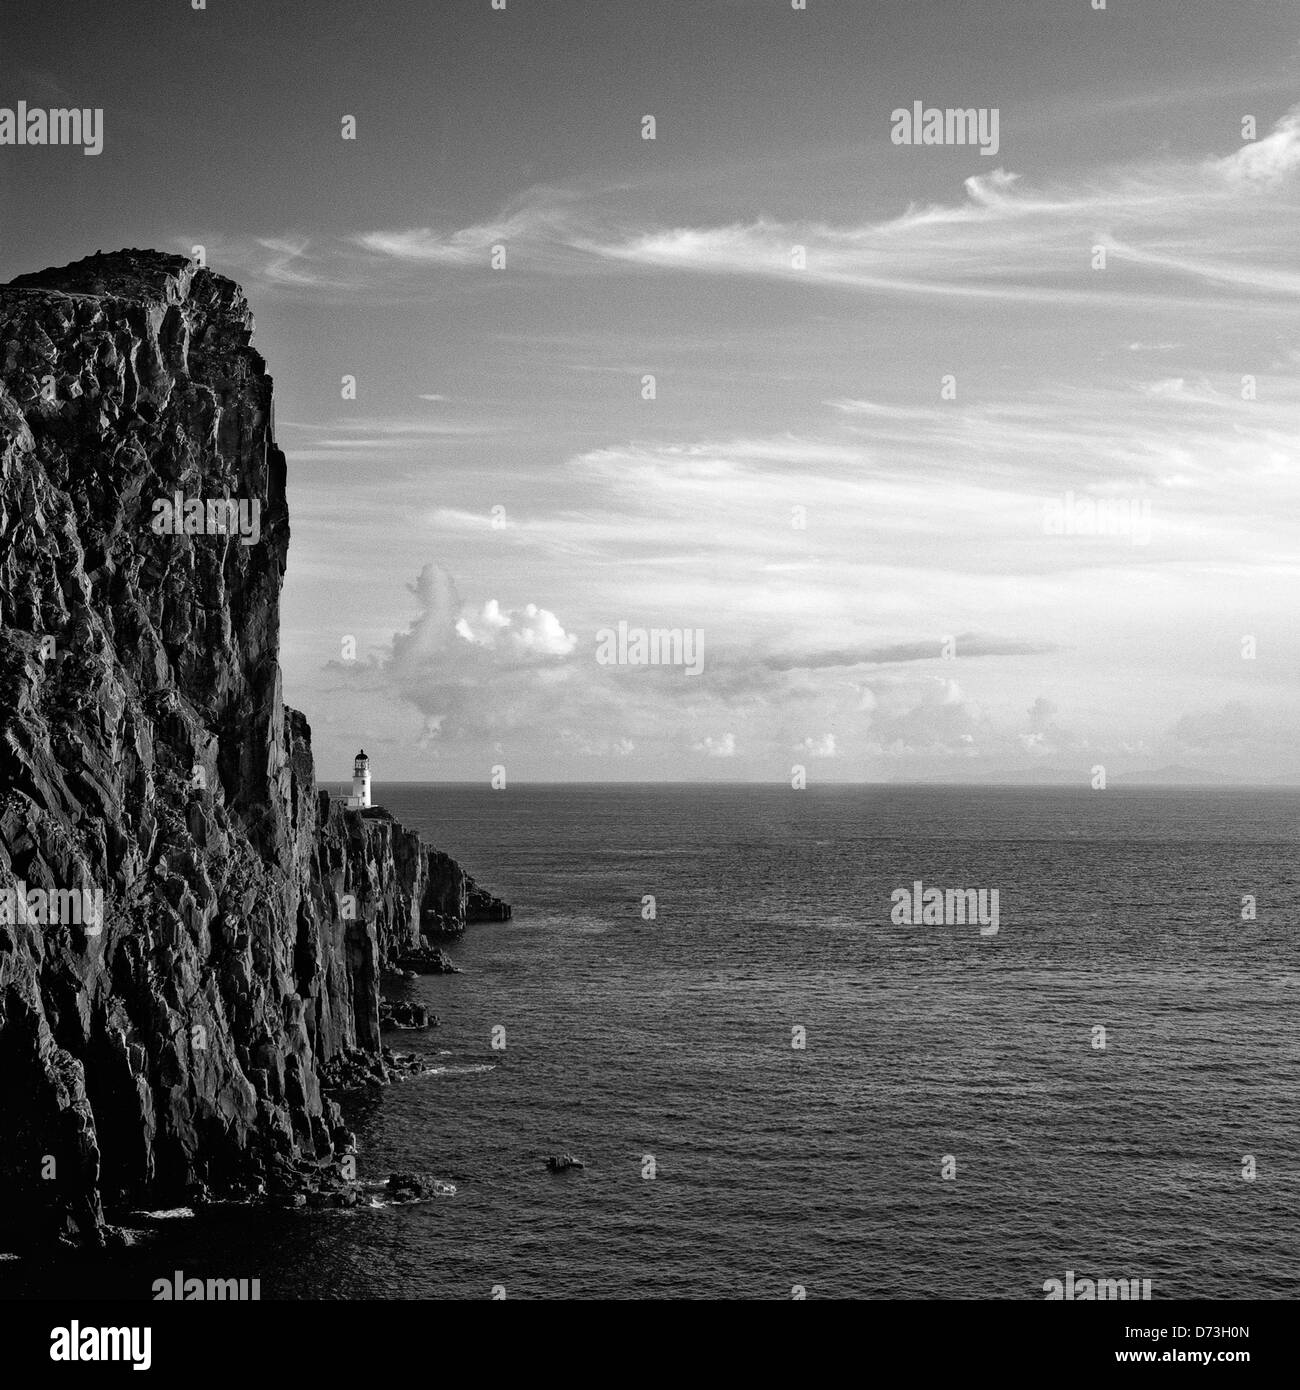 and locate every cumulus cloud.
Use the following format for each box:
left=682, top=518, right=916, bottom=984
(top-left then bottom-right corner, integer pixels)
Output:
left=1018, top=696, right=1072, bottom=756
left=858, top=676, right=978, bottom=756
left=1213, top=106, right=1300, bottom=187
left=1027, top=696, right=1057, bottom=732
left=1167, top=701, right=1257, bottom=752
left=694, top=732, right=737, bottom=758
left=454, top=599, right=577, bottom=657
left=347, top=565, right=580, bottom=742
